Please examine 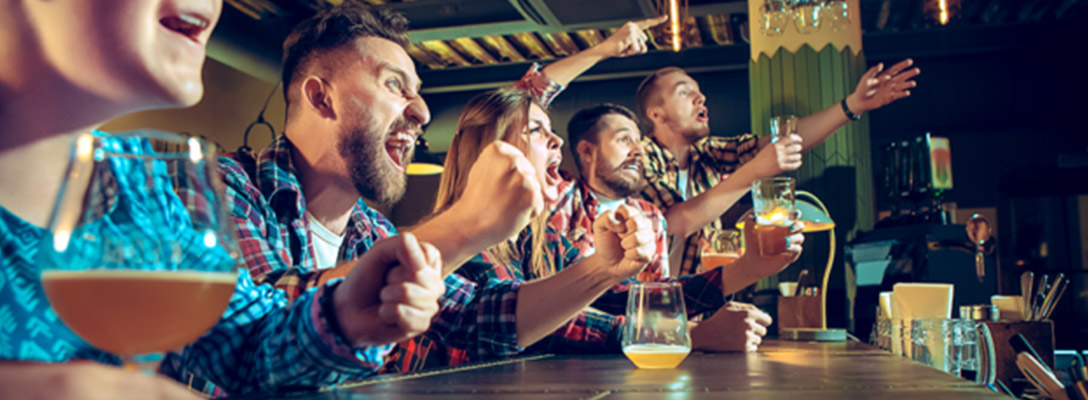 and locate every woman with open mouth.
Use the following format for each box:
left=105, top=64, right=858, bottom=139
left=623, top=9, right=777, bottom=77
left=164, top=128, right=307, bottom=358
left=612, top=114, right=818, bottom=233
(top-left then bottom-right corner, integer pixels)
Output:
left=431, top=14, right=805, bottom=357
